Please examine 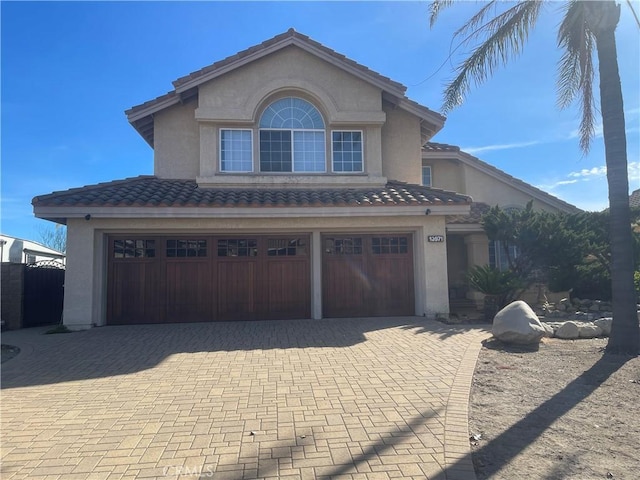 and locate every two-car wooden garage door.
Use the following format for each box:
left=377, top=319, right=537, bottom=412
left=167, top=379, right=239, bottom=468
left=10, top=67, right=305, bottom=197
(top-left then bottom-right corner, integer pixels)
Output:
left=107, top=233, right=414, bottom=324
